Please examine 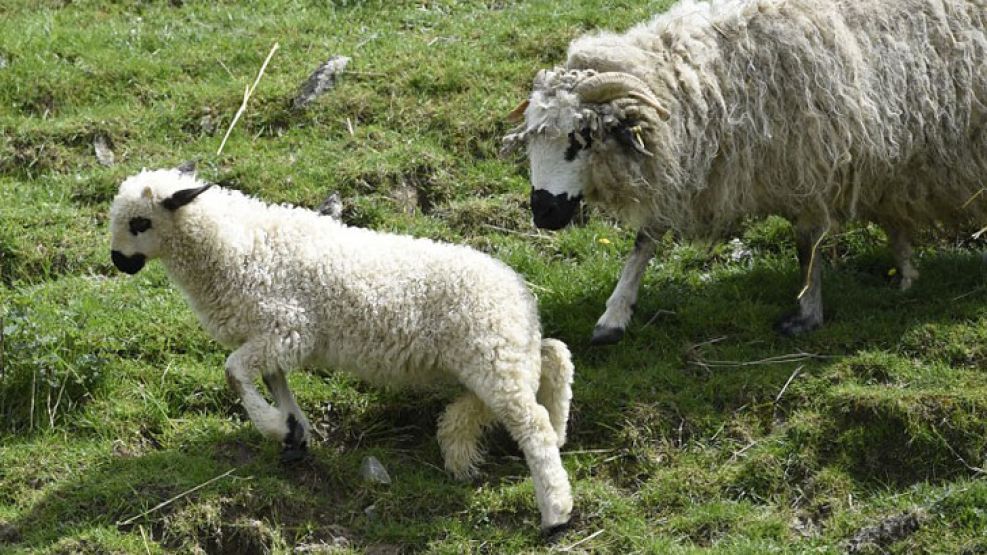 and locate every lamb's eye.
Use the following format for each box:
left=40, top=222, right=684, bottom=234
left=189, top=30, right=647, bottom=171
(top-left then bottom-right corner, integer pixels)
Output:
left=129, top=217, right=152, bottom=235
